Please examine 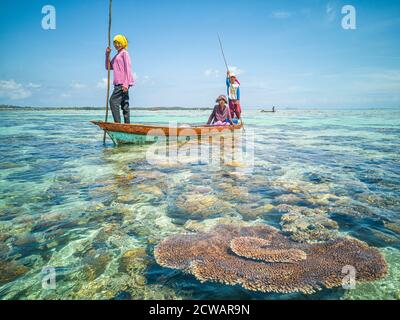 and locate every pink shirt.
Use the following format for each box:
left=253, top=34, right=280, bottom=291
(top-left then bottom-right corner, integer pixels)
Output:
left=106, top=49, right=135, bottom=88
